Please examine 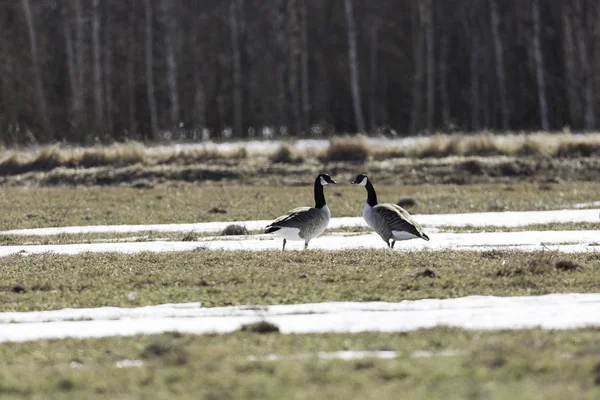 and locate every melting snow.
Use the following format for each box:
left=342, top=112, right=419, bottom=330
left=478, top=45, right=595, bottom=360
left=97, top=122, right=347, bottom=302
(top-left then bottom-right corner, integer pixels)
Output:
left=1, top=294, right=600, bottom=343
left=1, top=209, right=598, bottom=237
left=0, top=229, right=598, bottom=257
